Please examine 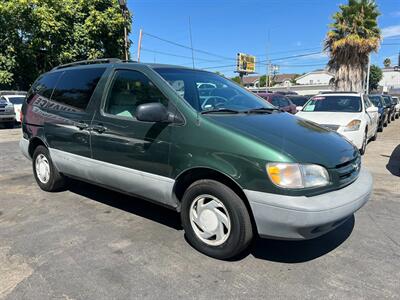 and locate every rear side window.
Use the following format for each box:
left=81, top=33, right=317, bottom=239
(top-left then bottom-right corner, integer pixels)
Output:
left=51, top=68, right=106, bottom=110
left=27, top=72, right=61, bottom=102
